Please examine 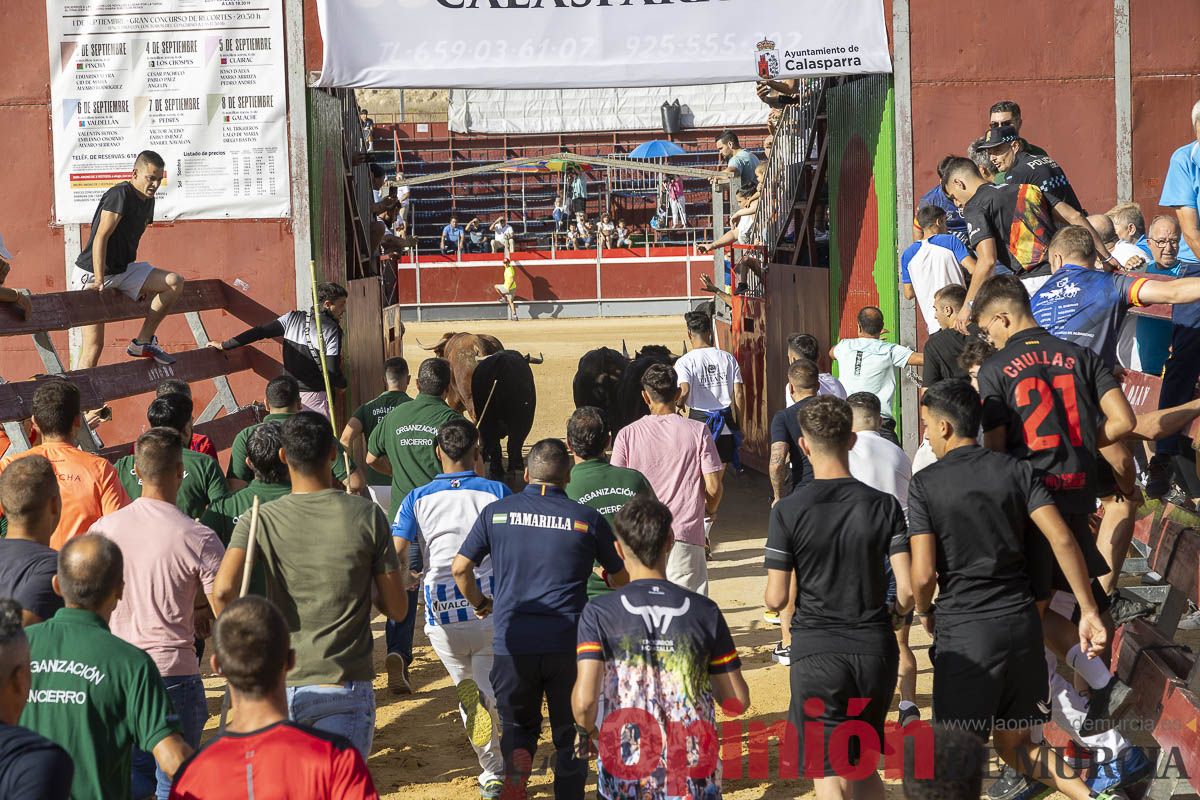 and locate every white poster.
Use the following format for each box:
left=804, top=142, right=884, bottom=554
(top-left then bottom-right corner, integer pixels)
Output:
left=315, top=0, right=890, bottom=90
left=448, top=83, right=768, bottom=134
left=48, top=0, right=291, bottom=223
